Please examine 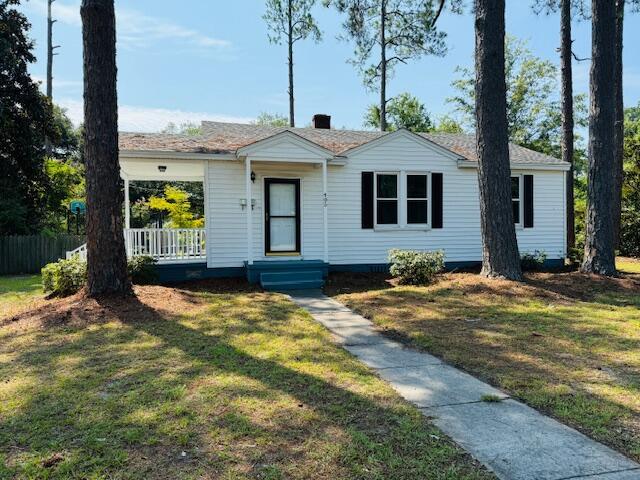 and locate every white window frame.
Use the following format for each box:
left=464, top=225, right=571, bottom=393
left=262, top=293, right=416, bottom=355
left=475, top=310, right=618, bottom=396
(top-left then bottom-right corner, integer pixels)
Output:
left=374, top=172, right=400, bottom=228
left=405, top=171, right=431, bottom=229
left=511, top=174, right=523, bottom=227
left=373, top=171, right=433, bottom=230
